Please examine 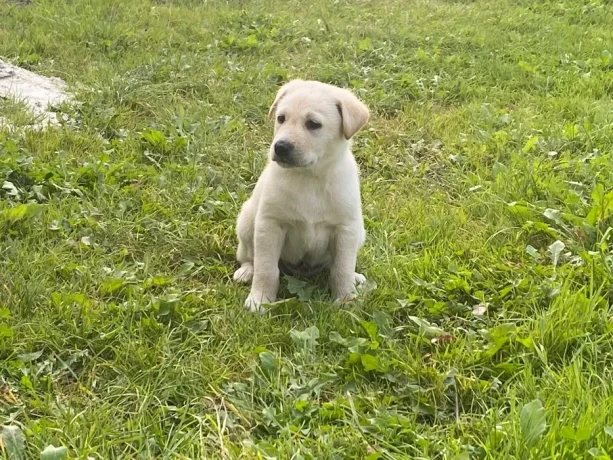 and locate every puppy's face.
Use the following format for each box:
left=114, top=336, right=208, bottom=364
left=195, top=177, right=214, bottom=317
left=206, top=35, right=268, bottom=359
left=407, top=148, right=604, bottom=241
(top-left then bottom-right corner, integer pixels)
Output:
left=268, top=80, right=369, bottom=168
